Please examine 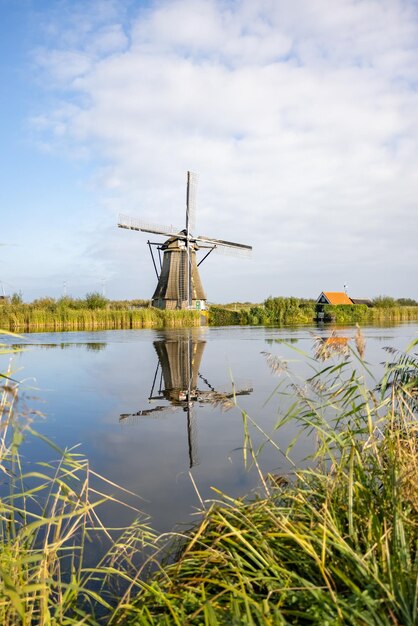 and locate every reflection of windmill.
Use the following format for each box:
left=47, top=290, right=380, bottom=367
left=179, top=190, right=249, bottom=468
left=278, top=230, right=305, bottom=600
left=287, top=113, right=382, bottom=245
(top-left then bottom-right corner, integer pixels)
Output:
left=118, top=172, right=252, bottom=310
left=119, top=330, right=252, bottom=468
